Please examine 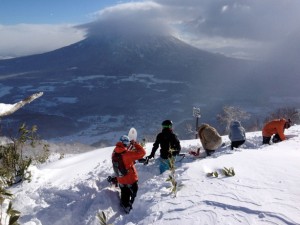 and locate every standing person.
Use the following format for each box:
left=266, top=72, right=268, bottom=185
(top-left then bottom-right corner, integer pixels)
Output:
left=146, top=120, right=181, bottom=174
left=111, top=135, right=146, bottom=214
left=198, top=123, right=222, bottom=156
left=229, top=121, right=246, bottom=150
left=262, top=118, right=292, bottom=144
